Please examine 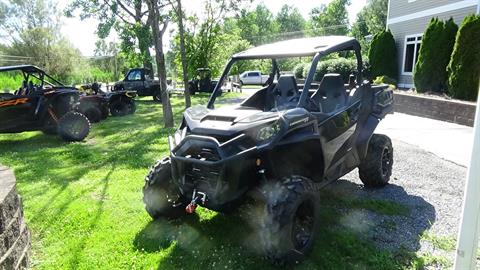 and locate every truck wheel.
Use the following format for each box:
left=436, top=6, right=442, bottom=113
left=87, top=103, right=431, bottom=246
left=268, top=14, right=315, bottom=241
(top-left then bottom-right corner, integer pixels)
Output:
left=83, top=107, right=102, bottom=123
left=110, top=99, right=136, bottom=116
left=258, top=176, right=319, bottom=265
left=358, top=134, right=393, bottom=188
left=153, top=92, right=162, bottom=102
left=143, top=157, right=186, bottom=219
left=58, top=112, right=90, bottom=142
